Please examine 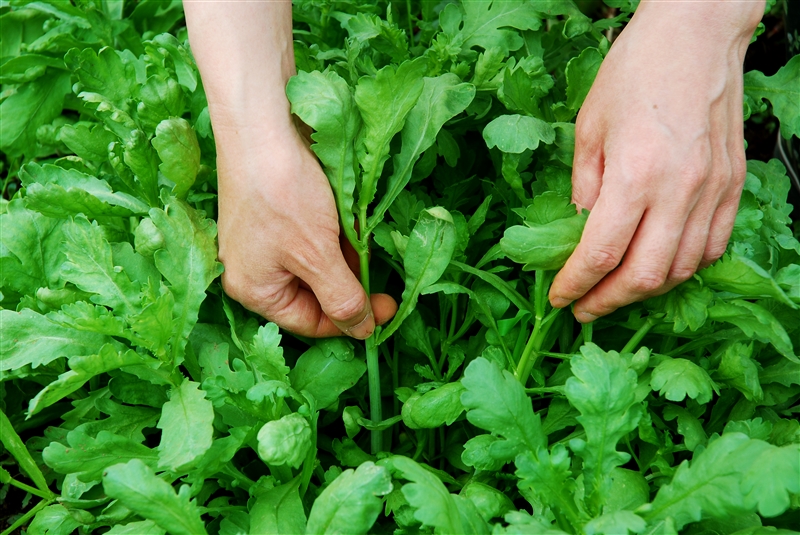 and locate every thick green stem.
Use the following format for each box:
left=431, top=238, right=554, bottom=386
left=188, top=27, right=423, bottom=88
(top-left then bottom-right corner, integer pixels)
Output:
left=366, top=335, right=382, bottom=454
left=358, top=225, right=383, bottom=454
left=621, top=316, right=656, bottom=354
